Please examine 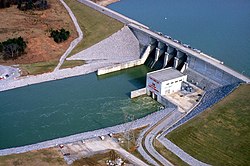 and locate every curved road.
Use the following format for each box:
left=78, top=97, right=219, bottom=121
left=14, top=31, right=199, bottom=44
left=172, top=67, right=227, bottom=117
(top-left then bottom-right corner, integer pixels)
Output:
left=143, top=108, right=182, bottom=166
